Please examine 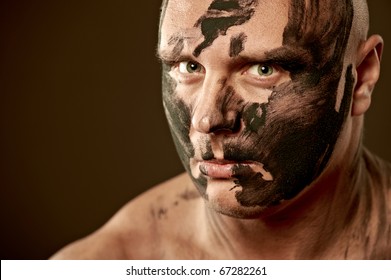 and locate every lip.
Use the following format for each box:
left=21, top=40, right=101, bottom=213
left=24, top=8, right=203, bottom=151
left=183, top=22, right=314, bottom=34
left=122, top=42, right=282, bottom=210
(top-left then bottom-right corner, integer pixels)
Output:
left=199, top=160, right=253, bottom=179
left=198, top=159, right=274, bottom=181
